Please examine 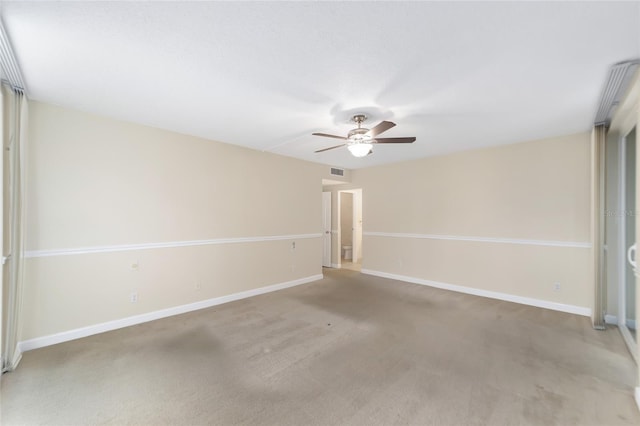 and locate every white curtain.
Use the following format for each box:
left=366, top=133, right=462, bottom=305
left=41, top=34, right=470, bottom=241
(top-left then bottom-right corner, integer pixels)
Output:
left=2, top=83, right=28, bottom=372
